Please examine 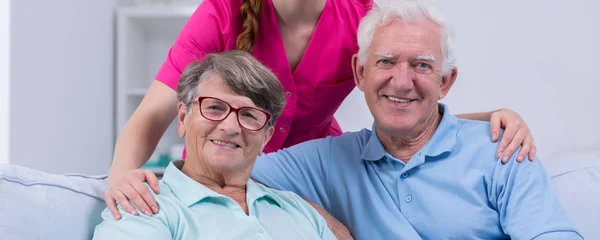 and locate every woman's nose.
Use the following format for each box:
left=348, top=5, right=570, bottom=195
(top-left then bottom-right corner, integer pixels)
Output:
left=218, top=111, right=241, bottom=135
